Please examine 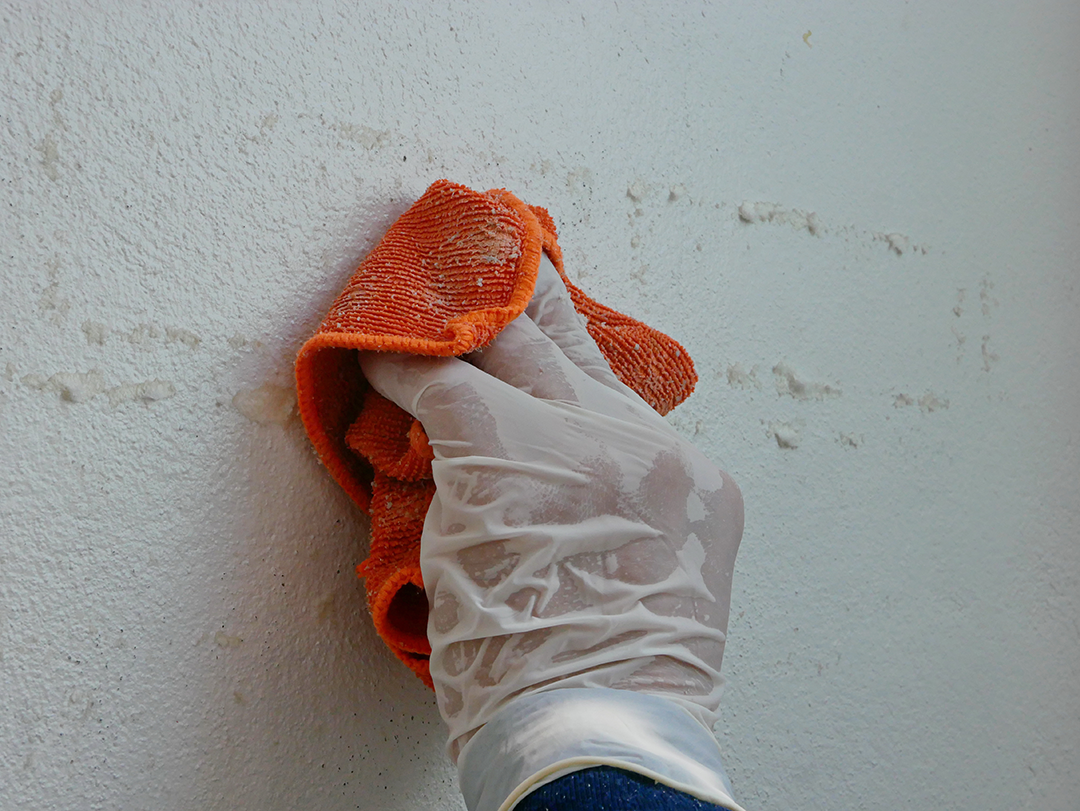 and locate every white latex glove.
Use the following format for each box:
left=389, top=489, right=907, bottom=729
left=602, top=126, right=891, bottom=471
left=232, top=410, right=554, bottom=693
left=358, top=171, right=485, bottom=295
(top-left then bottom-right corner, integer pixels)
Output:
left=360, top=255, right=745, bottom=811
